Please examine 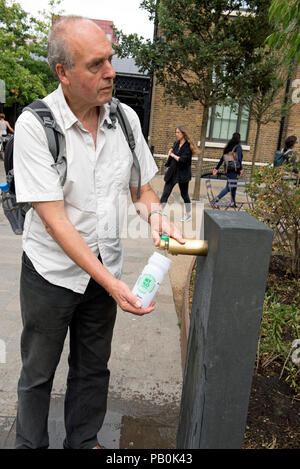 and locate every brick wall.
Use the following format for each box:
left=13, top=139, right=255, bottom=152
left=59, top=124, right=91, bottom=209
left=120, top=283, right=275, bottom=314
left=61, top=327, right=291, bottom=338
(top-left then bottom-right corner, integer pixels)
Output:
left=149, top=64, right=300, bottom=170
left=286, top=65, right=300, bottom=141
left=148, top=77, right=203, bottom=155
